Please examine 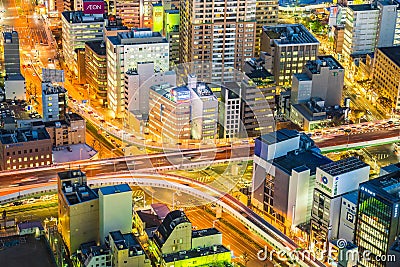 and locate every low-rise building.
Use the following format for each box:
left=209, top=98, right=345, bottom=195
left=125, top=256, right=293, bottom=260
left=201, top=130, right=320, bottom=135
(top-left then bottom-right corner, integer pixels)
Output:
left=45, top=113, right=86, bottom=148
left=41, top=82, right=67, bottom=122
left=4, top=74, right=26, bottom=101
left=108, top=230, right=150, bottom=267
left=77, top=242, right=111, bottom=267
left=0, top=127, right=52, bottom=170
